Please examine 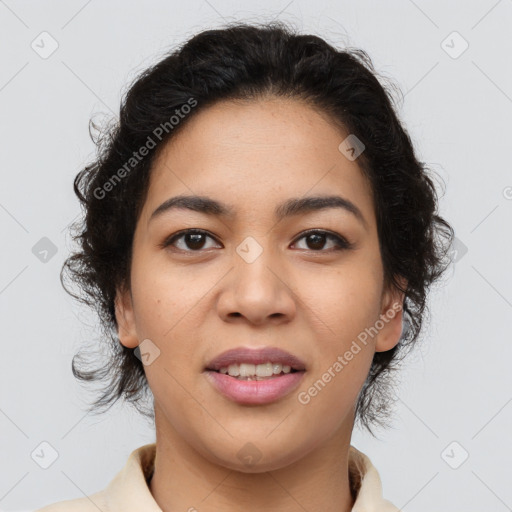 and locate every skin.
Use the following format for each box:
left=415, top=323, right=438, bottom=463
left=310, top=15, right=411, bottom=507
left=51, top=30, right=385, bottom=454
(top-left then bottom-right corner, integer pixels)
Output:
left=115, top=96, right=405, bottom=512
